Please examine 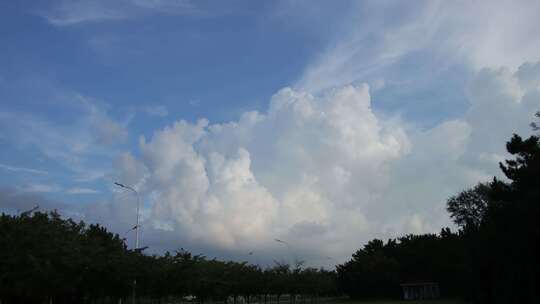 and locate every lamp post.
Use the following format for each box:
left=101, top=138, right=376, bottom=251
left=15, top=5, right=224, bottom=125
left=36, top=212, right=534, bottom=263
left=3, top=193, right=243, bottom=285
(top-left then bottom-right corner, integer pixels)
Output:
left=114, top=182, right=140, bottom=304
left=275, top=238, right=297, bottom=265
left=114, top=182, right=140, bottom=249
left=274, top=238, right=290, bottom=247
